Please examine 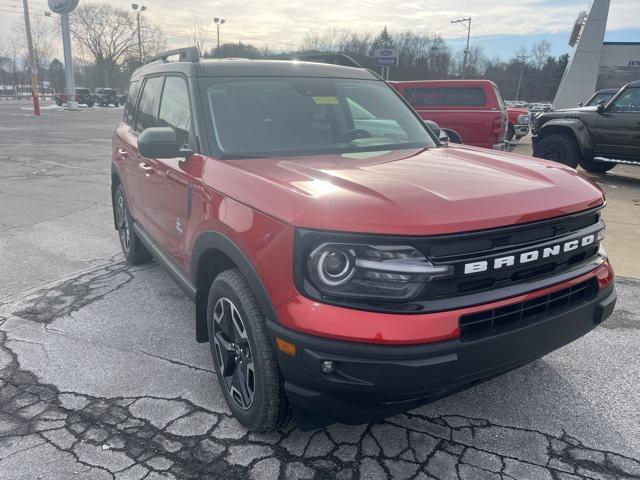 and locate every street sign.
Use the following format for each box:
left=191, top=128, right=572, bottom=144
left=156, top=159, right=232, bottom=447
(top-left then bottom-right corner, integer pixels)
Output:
left=374, top=48, right=399, bottom=67
left=48, top=0, right=79, bottom=14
